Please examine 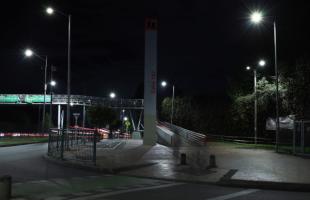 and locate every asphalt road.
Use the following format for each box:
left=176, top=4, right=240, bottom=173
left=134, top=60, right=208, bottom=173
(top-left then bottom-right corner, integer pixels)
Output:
left=82, top=183, right=310, bottom=200
left=0, top=143, right=99, bottom=182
